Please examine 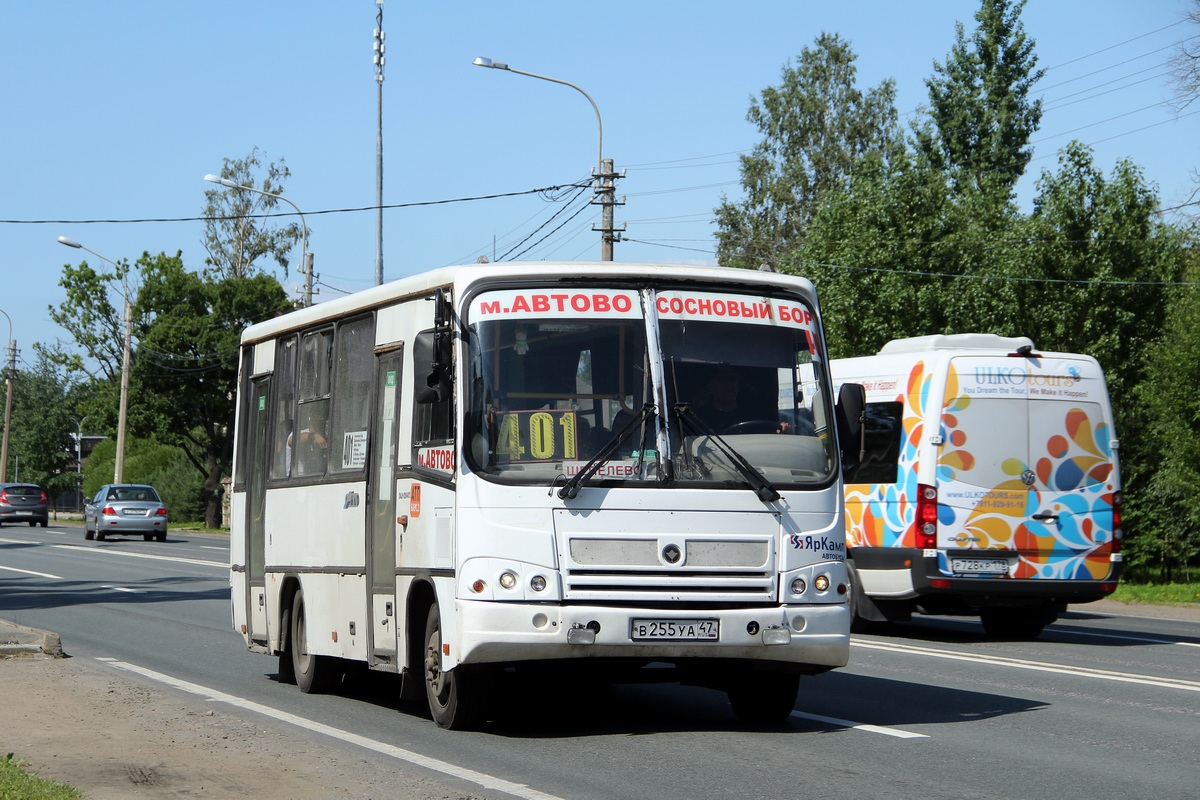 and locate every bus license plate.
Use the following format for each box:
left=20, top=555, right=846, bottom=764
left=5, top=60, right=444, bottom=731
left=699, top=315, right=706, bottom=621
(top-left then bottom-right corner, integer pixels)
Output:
left=951, top=558, right=1009, bottom=575
left=630, top=619, right=719, bottom=641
